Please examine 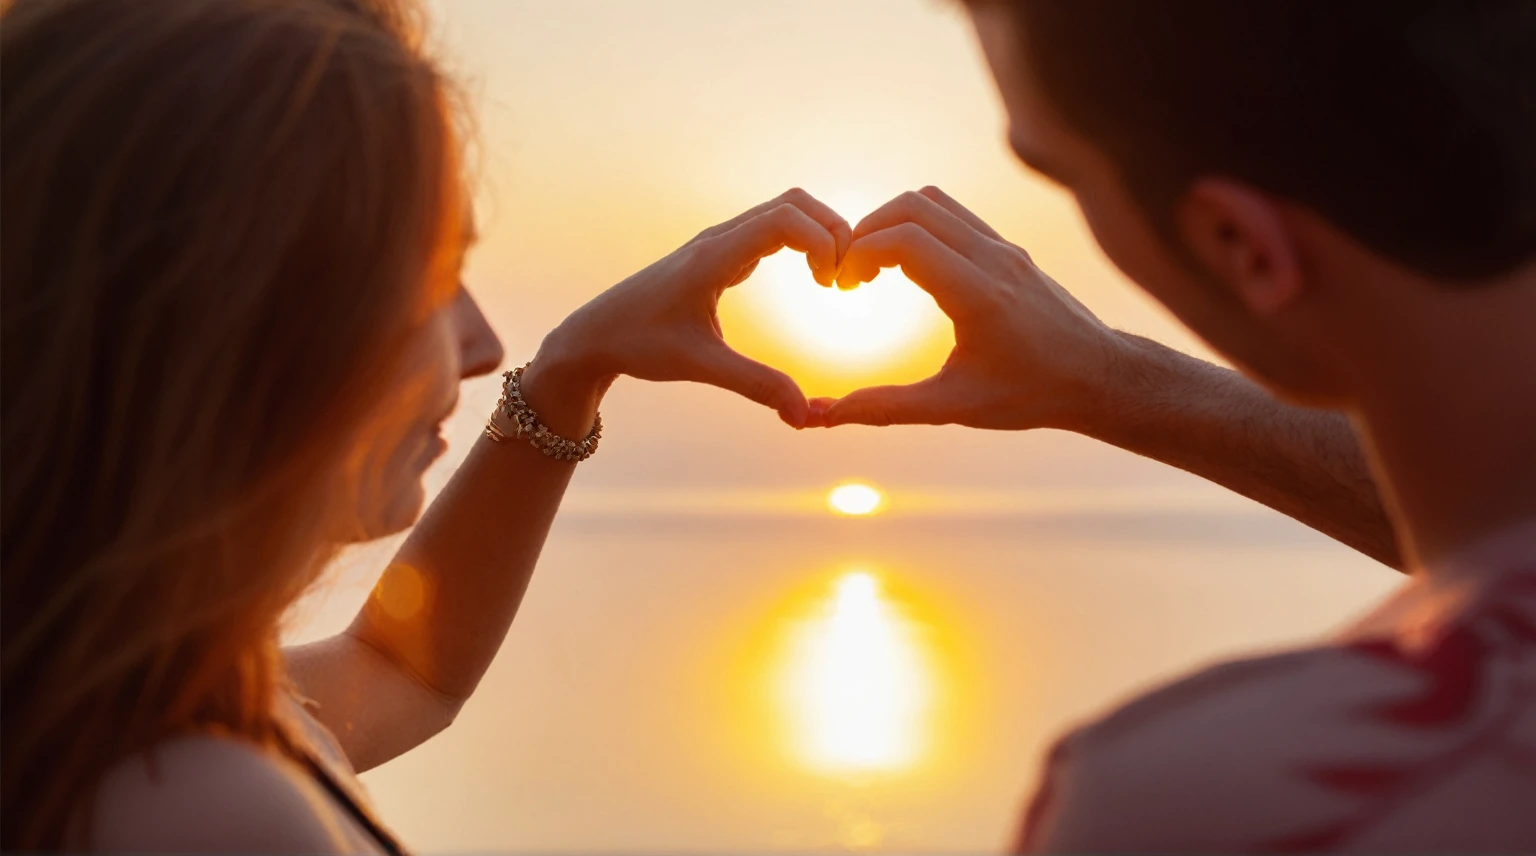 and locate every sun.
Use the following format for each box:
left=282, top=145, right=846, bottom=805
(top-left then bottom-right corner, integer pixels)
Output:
left=718, top=190, right=954, bottom=398
left=749, top=252, right=942, bottom=365
left=828, top=482, right=884, bottom=516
